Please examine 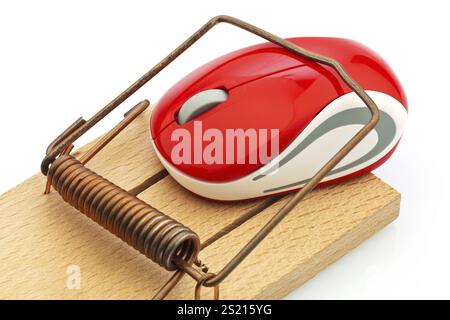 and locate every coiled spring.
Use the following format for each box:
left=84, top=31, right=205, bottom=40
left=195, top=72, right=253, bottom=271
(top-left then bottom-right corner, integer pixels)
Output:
left=47, top=154, right=200, bottom=271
